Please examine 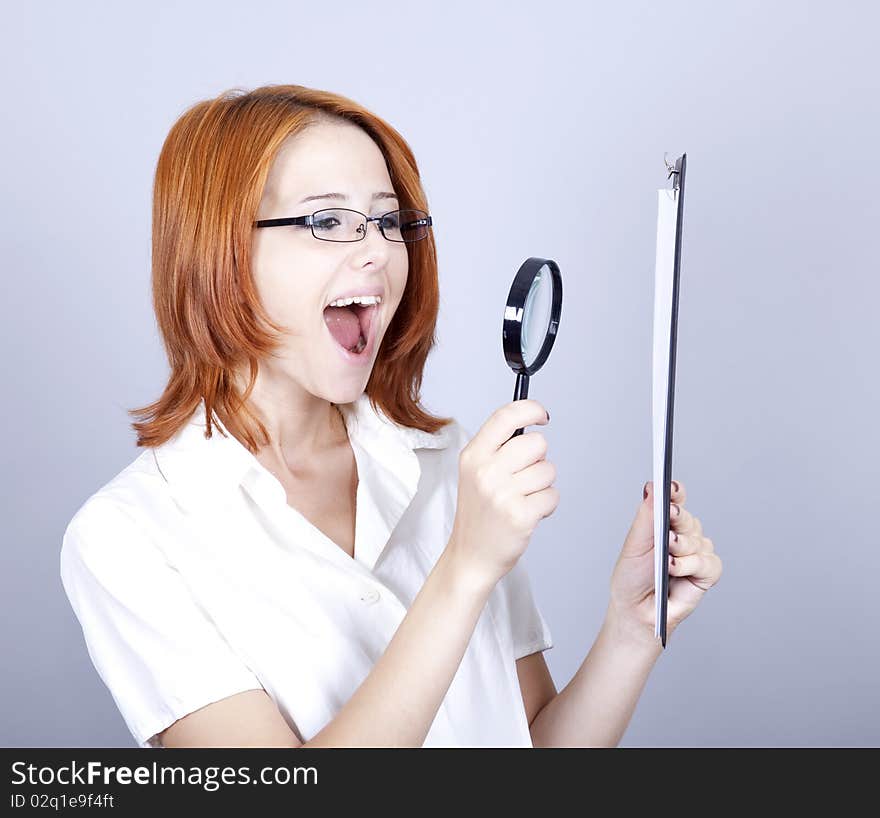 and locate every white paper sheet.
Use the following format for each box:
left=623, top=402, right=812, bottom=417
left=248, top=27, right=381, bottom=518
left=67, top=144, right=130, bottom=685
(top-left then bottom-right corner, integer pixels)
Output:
left=652, top=187, right=679, bottom=641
